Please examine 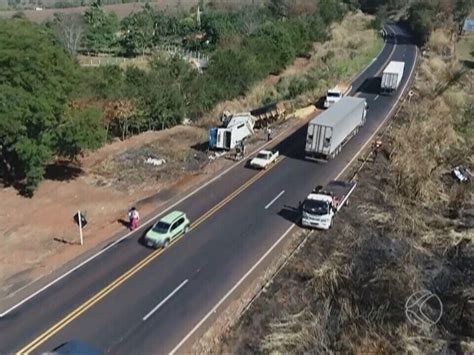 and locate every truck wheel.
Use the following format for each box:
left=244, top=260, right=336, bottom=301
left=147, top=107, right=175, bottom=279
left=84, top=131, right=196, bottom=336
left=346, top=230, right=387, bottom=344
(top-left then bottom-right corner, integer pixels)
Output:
left=329, top=219, right=333, bottom=229
left=163, top=239, right=170, bottom=249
